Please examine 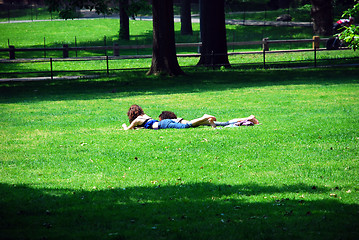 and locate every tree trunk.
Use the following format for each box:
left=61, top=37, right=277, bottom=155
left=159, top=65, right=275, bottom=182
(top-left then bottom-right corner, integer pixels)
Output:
left=311, top=0, right=333, bottom=36
left=197, top=0, right=230, bottom=68
left=119, top=0, right=130, bottom=40
left=181, top=0, right=193, bottom=35
left=147, top=0, right=184, bottom=76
